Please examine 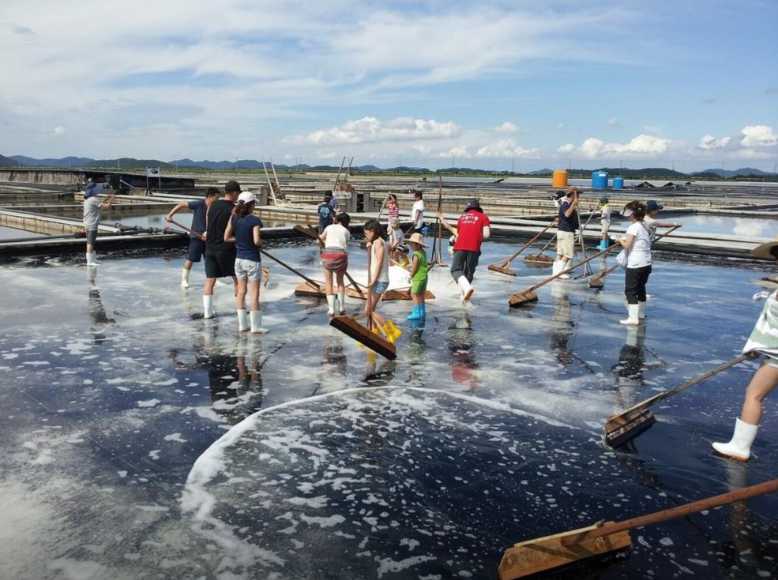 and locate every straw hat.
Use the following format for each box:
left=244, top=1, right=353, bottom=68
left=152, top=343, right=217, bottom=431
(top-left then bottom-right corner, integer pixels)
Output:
left=752, top=236, right=778, bottom=260
left=407, top=232, right=427, bottom=247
